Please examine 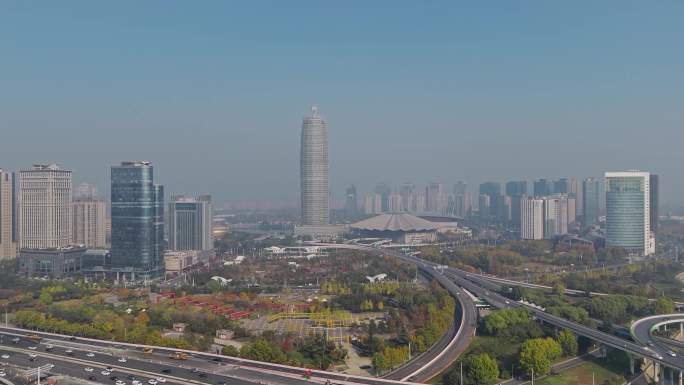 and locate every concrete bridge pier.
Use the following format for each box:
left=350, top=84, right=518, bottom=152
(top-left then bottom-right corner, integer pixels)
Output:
left=654, top=362, right=661, bottom=384
left=678, top=369, right=683, bottom=385
left=599, top=344, right=607, bottom=358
